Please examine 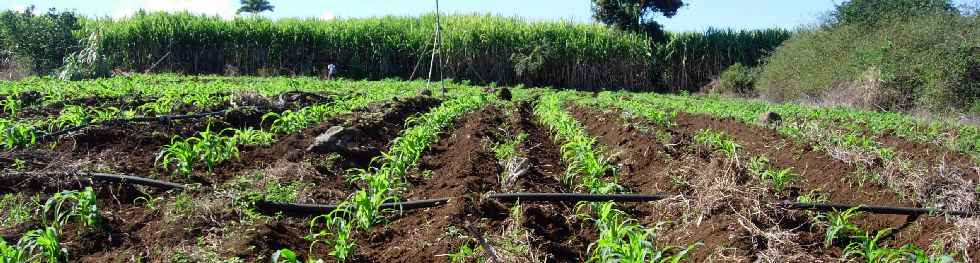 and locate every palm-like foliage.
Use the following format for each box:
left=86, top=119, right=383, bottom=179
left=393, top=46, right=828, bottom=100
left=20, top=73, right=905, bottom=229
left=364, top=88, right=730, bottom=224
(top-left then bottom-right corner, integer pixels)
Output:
left=238, top=0, right=274, bottom=15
